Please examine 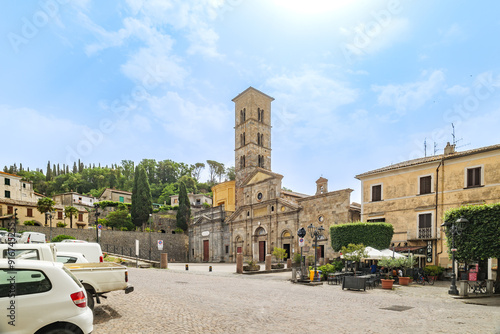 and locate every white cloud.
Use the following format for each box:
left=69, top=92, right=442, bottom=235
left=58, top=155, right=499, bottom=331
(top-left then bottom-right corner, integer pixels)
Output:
left=446, top=85, right=470, bottom=96
left=372, top=70, right=446, bottom=113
